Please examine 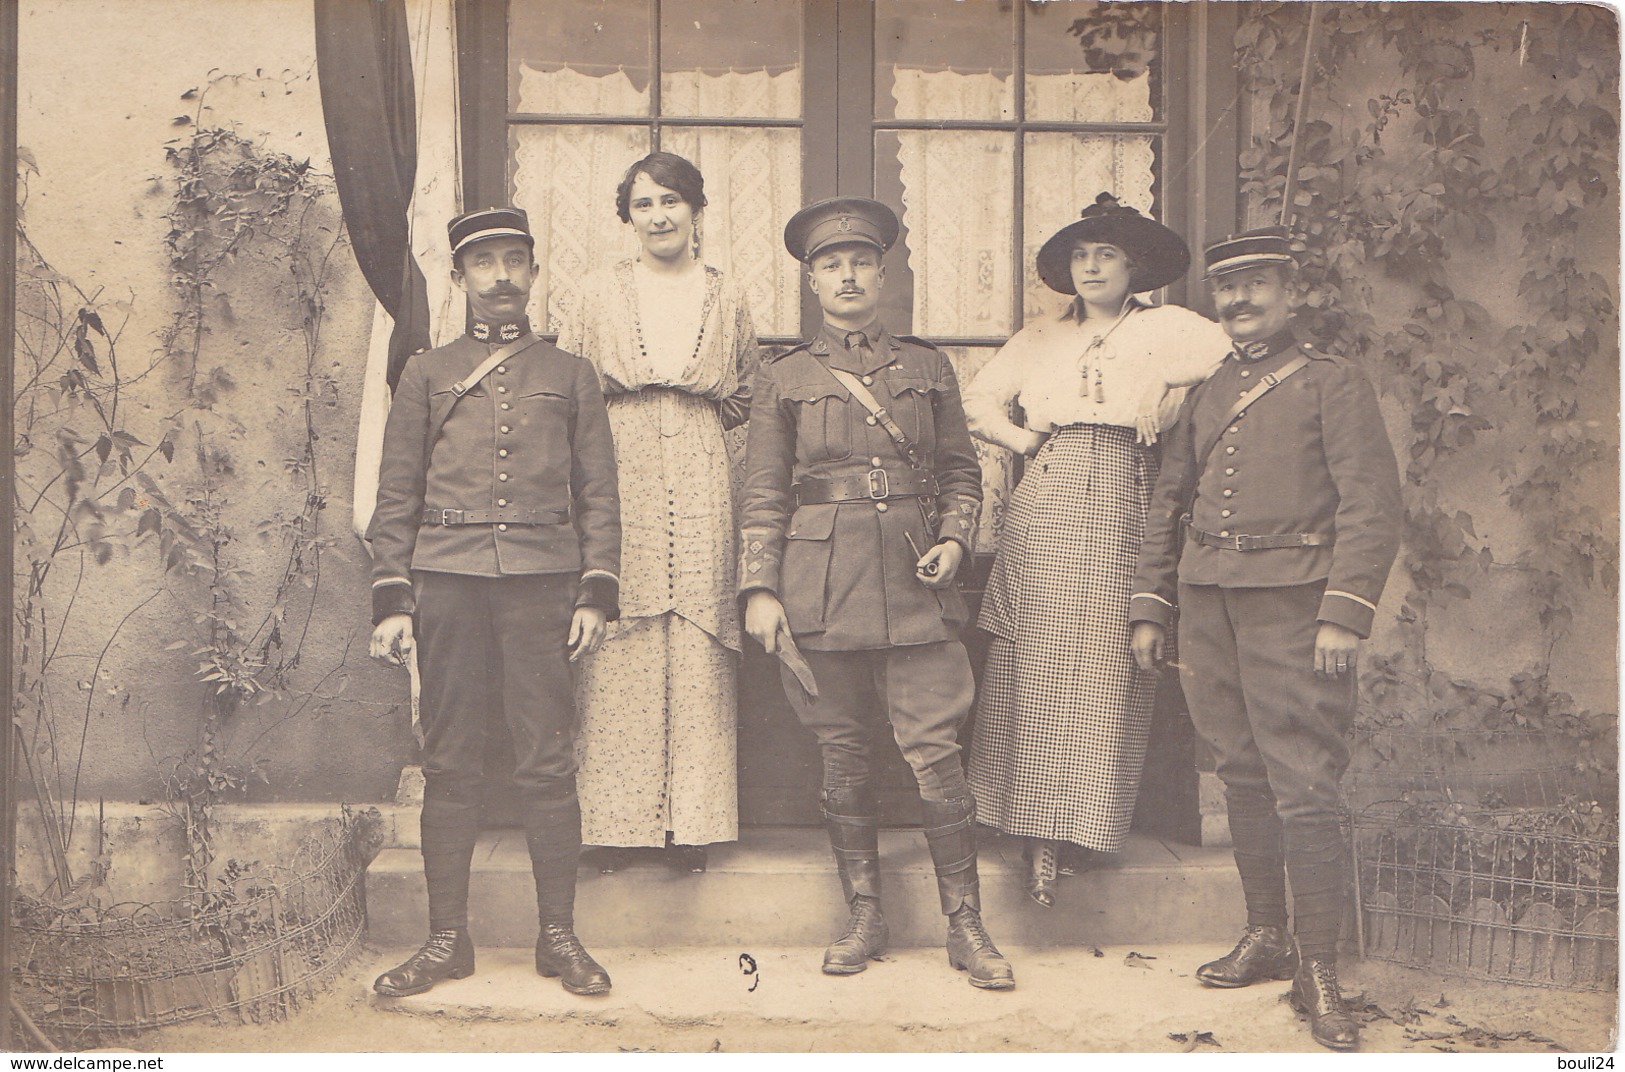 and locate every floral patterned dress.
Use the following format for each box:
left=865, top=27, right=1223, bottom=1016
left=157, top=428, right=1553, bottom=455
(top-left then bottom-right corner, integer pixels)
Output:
left=557, top=260, right=759, bottom=847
